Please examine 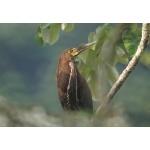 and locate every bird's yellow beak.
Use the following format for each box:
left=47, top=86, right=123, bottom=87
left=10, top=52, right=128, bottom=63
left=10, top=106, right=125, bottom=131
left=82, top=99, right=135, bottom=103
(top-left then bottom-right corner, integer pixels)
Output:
left=68, top=41, right=96, bottom=57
